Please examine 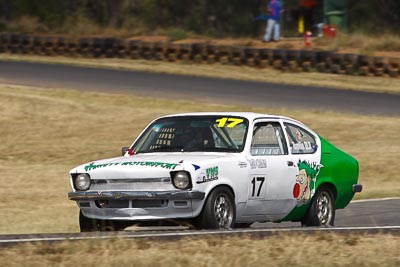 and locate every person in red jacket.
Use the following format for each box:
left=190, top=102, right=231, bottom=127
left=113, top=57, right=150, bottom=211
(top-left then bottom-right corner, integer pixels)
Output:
left=299, top=0, right=316, bottom=33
